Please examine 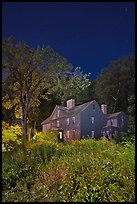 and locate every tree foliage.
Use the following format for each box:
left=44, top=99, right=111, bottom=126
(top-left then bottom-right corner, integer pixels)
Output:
left=2, top=36, right=72, bottom=141
left=50, top=67, right=94, bottom=106
left=95, top=56, right=135, bottom=114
